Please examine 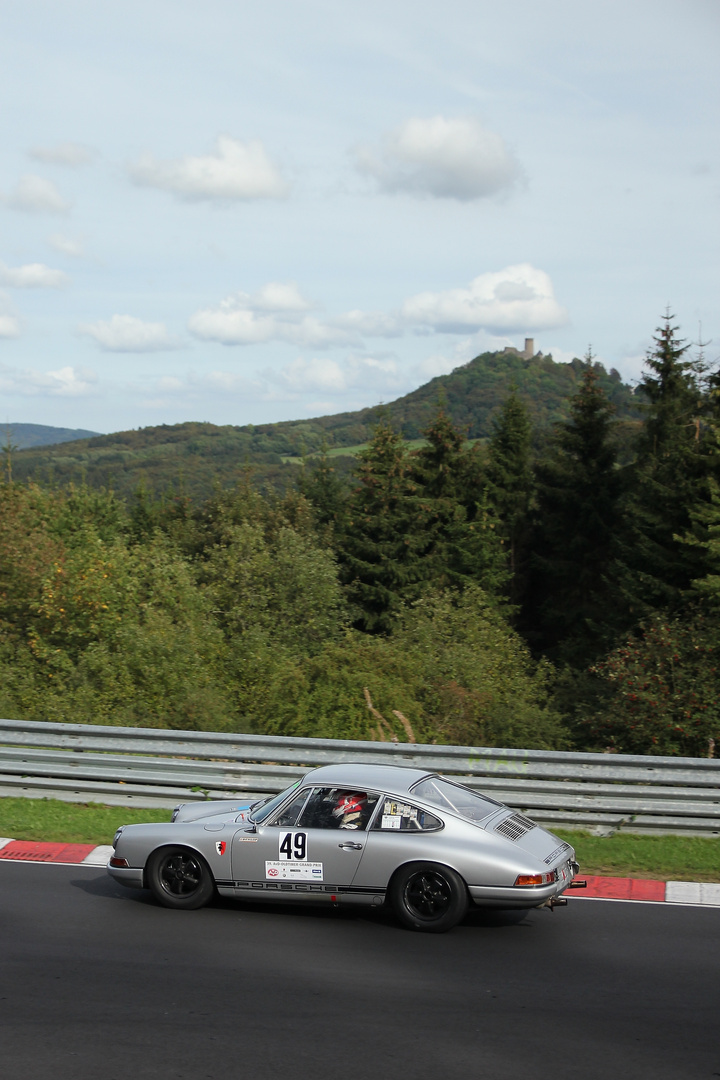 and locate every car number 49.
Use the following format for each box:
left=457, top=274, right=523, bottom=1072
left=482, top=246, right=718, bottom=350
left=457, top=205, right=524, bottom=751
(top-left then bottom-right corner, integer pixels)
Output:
left=279, top=831, right=307, bottom=860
